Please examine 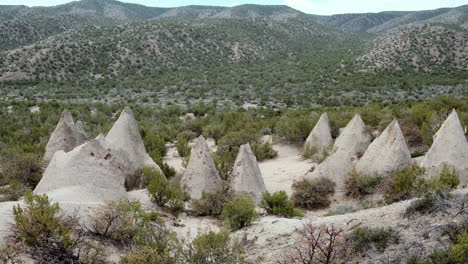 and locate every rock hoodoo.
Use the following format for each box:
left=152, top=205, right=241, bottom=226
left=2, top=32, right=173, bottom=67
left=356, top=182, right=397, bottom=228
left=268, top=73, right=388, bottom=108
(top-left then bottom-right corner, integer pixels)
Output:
left=356, top=120, right=412, bottom=176
left=34, top=139, right=129, bottom=202
left=106, top=107, right=162, bottom=175
left=181, top=136, right=223, bottom=199
left=304, top=113, right=333, bottom=157
left=43, top=110, right=88, bottom=164
left=305, top=114, right=372, bottom=186
left=421, top=109, right=468, bottom=184
left=231, top=143, right=267, bottom=204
